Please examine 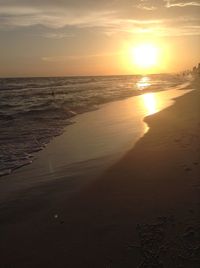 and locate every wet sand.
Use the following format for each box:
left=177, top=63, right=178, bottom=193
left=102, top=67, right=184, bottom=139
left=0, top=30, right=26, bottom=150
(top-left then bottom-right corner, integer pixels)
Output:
left=0, top=79, right=199, bottom=267
left=0, top=87, right=189, bottom=203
